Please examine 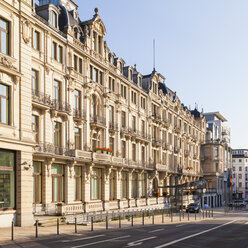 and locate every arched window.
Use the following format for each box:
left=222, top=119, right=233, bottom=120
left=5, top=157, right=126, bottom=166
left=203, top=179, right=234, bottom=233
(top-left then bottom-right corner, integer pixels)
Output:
left=50, top=11, right=57, bottom=28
